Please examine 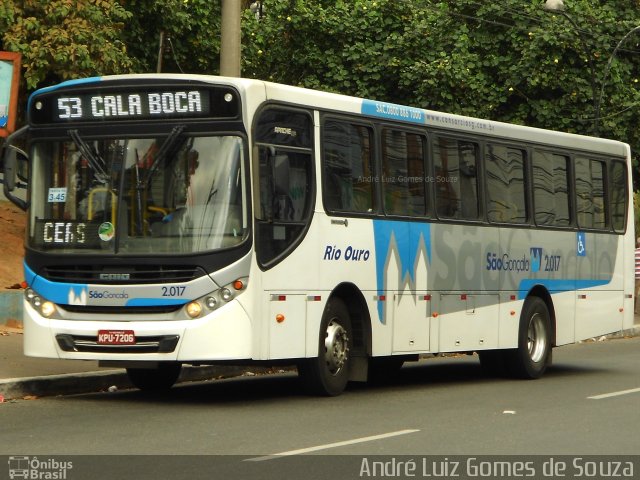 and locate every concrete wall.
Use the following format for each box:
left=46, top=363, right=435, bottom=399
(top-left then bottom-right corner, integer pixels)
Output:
left=0, top=290, right=22, bottom=328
